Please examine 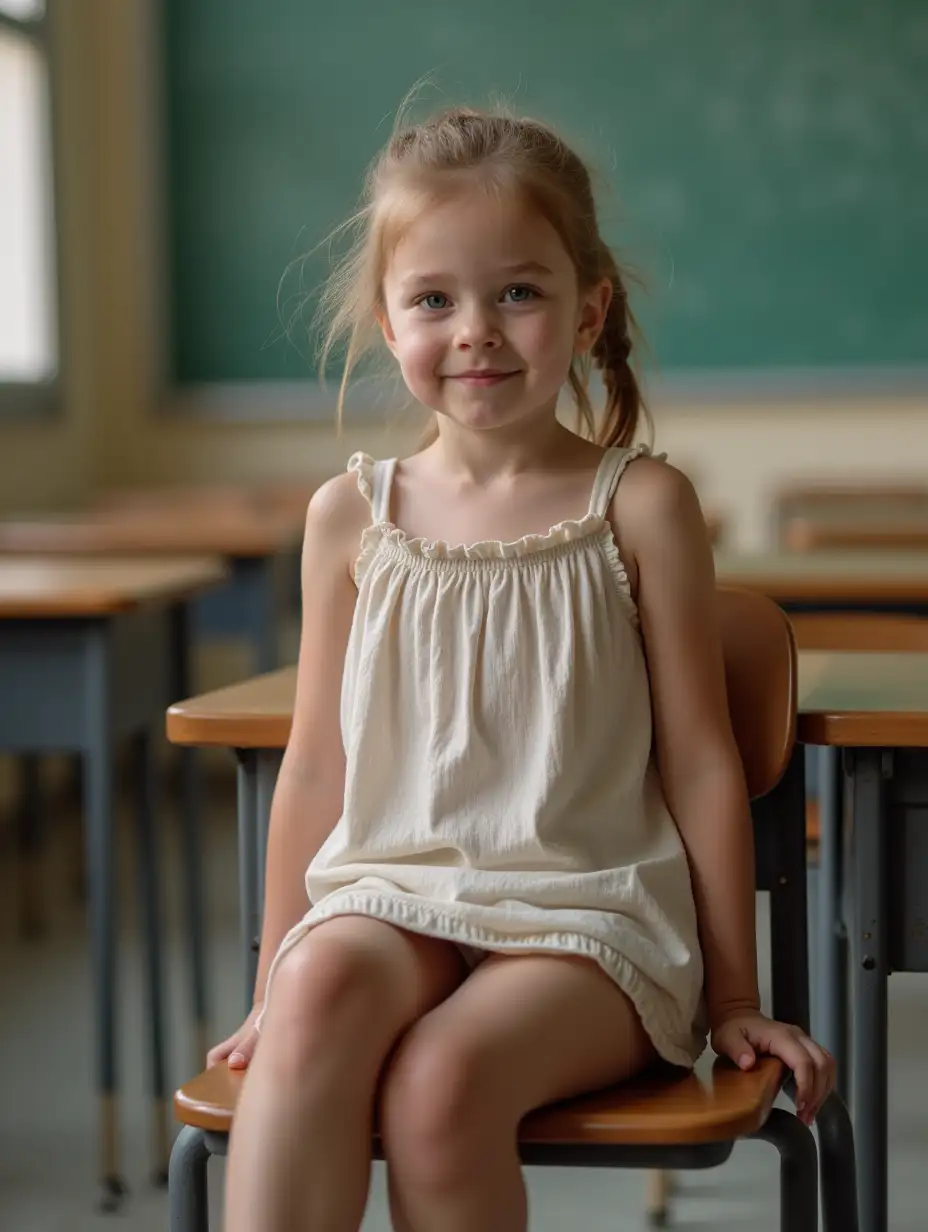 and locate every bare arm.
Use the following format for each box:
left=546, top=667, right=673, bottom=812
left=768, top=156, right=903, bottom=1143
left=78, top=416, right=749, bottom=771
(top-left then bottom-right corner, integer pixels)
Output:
left=615, top=460, right=760, bottom=1024
left=251, top=472, right=368, bottom=1005
left=615, top=460, right=834, bottom=1124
